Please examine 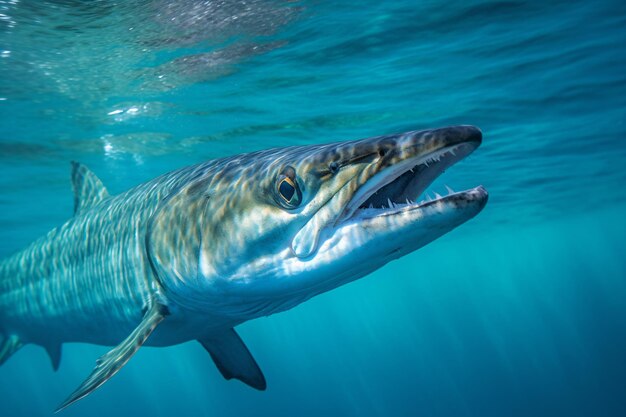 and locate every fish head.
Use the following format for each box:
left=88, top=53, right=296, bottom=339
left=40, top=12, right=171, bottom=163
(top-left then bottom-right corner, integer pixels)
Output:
left=149, top=126, right=487, bottom=318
